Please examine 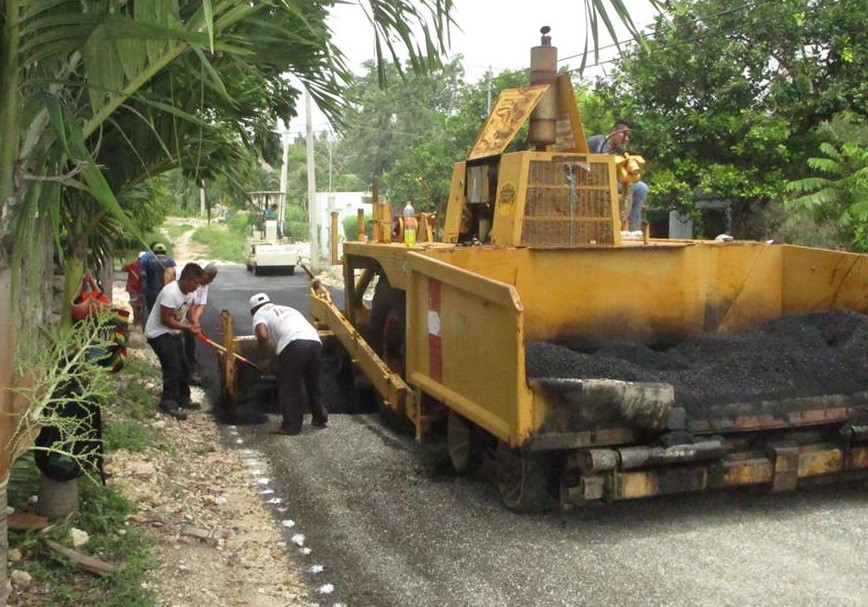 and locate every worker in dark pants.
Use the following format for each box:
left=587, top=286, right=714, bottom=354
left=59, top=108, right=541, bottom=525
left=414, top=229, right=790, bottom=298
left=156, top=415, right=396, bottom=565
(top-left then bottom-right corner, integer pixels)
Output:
left=249, top=292, right=328, bottom=435
left=145, top=263, right=205, bottom=420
